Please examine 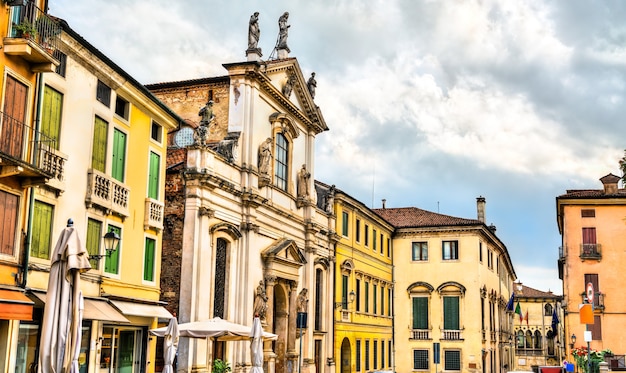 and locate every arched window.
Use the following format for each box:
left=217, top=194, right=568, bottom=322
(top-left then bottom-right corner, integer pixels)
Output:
left=315, top=268, right=323, bottom=330
left=544, top=303, right=553, bottom=316
left=533, top=330, right=542, bottom=349
left=525, top=330, right=532, bottom=348
left=275, top=133, right=288, bottom=191
left=517, top=330, right=524, bottom=348
left=214, top=238, right=228, bottom=318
